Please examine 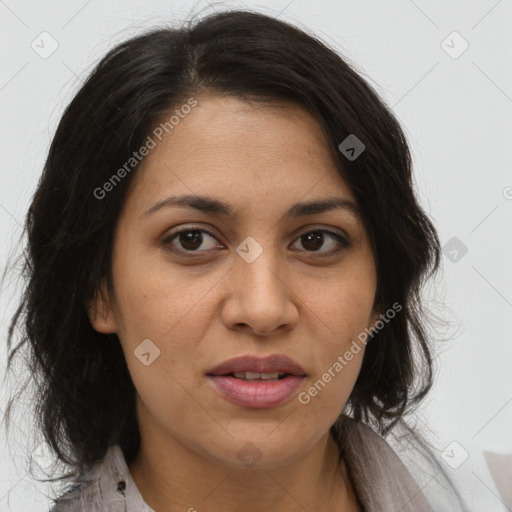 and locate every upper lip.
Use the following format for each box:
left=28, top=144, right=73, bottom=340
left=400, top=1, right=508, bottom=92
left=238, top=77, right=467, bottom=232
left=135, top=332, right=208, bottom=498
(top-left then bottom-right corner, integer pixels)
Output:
left=207, top=354, right=307, bottom=376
